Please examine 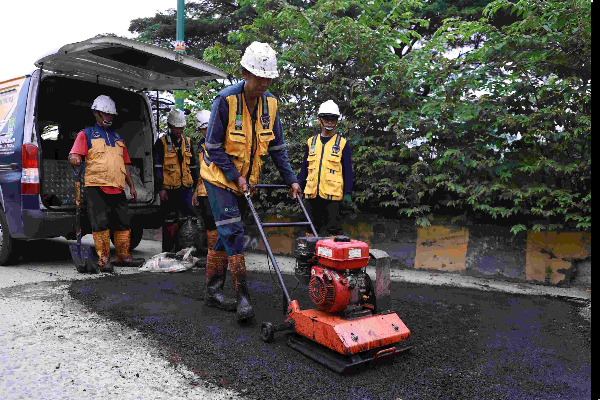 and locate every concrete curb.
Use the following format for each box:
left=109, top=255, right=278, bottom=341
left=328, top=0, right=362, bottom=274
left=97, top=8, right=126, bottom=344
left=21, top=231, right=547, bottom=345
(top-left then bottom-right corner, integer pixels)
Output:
left=241, top=251, right=592, bottom=302
left=144, top=217, right=592, bottom=289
